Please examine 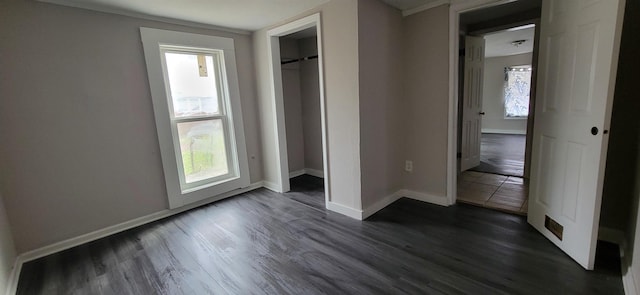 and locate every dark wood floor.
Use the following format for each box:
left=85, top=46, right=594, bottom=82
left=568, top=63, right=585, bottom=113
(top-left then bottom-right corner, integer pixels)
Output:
left=471, top=133, right=526, bottom=177
left=17, top=175, right=623, bottom=294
